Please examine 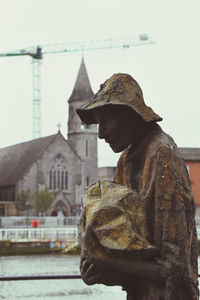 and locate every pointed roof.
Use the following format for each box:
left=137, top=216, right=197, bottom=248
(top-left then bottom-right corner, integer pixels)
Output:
left=0, top=134, right=58, bottom=187
left=68, top=58, right=94, bottom=103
